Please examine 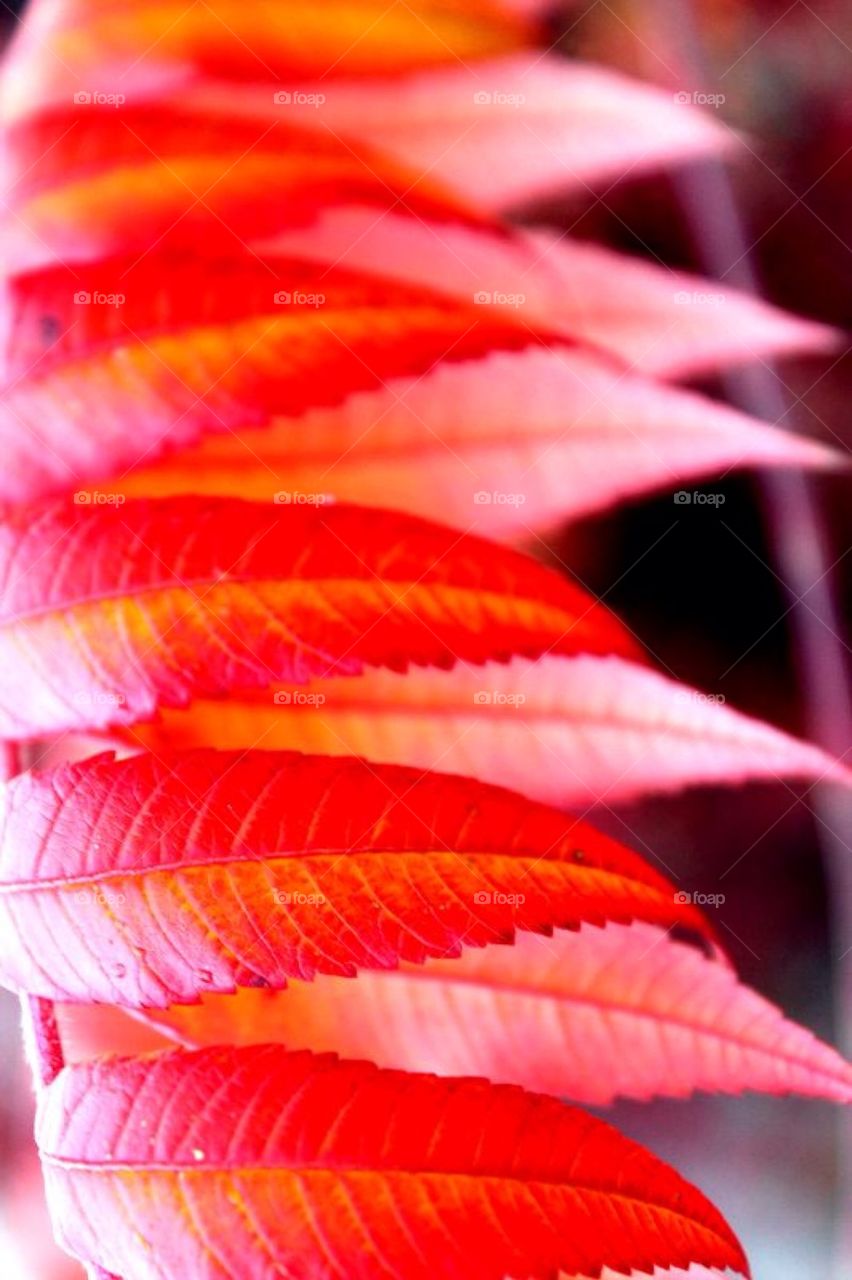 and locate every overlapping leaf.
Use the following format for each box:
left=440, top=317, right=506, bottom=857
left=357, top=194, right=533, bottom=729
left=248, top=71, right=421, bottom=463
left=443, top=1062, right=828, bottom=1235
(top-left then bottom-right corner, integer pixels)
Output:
left=133, top=654, right=852, bottom=807
left=0, top=0, right=734, bottom=211
left=2, top=0, right=534, bottom=97
left=183, top=55, right=736, bottom=212
left=0, top=749, right=711, bottom=1007
left=115, top=348, right=838, bottom=533
left=0, top=252, right=555, bottom=501
left=6, top=103, right=830, bottom=386
left=37, top=1045, right=749, bottom=1279
left=136, top=923, right=852, bottom=1106
left=1, top=106, right=488, bottom=272
left=0, top=496, right=639, bottom=739
left=0, top=253, right=837, bottom=522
